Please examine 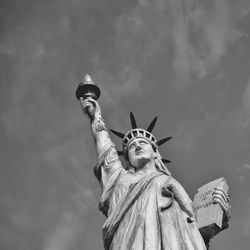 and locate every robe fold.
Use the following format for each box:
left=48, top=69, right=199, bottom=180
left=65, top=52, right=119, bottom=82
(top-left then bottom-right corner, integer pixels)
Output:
left=94, top=144, right=207, bottom=250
